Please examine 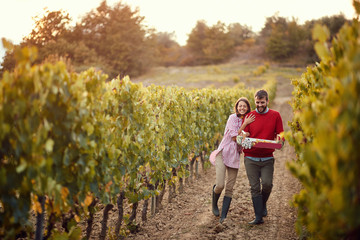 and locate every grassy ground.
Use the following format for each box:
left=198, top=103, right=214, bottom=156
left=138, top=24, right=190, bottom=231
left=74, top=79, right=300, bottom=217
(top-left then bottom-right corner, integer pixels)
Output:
left=131, top=61, right=304, bottom=90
